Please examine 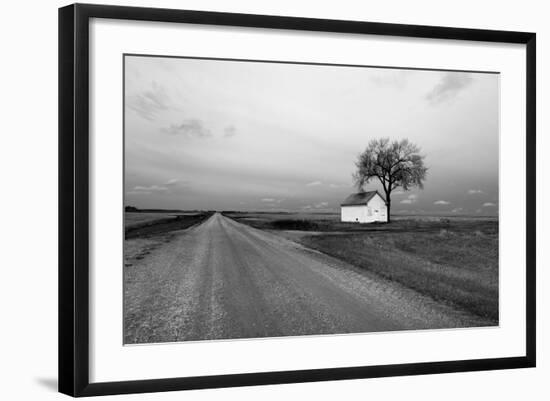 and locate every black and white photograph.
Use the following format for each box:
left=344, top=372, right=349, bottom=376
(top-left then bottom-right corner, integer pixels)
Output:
left=123, top=55, right=499, bottom=345
left=0, top=0, right=543, bottom=398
